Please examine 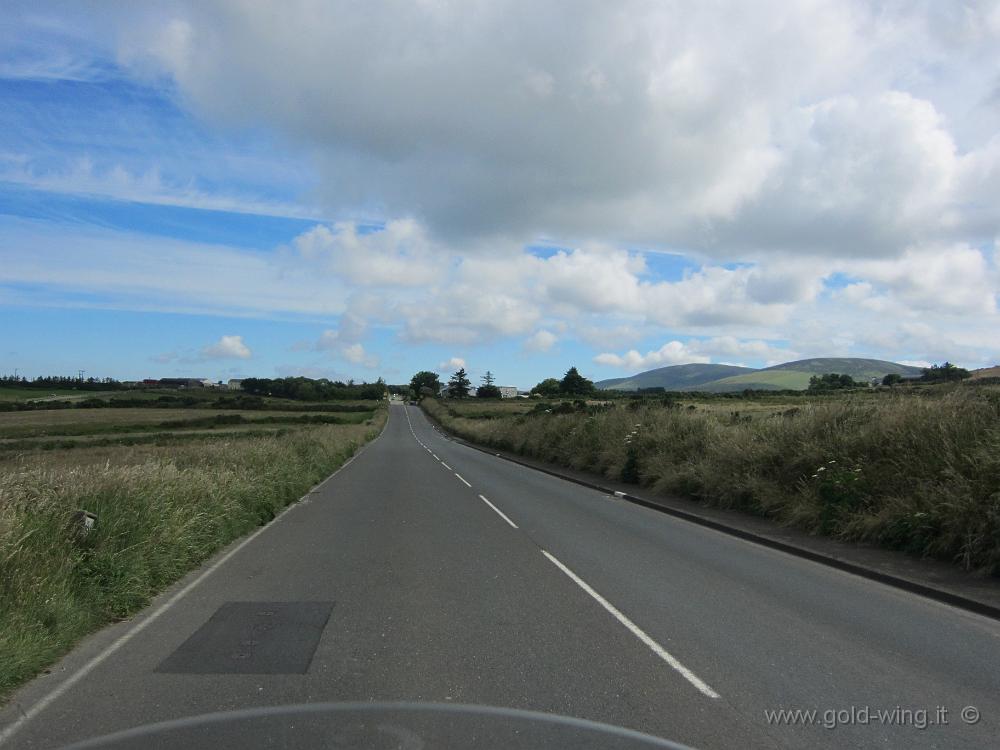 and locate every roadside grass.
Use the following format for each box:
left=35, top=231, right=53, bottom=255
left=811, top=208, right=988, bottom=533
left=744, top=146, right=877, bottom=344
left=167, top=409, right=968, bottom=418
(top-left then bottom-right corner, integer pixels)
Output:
left=423, top=386, right=1000, bottom=574
left=0, top=408, right=386, bottom=702
left=439, top=400, right=537, bottom=419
